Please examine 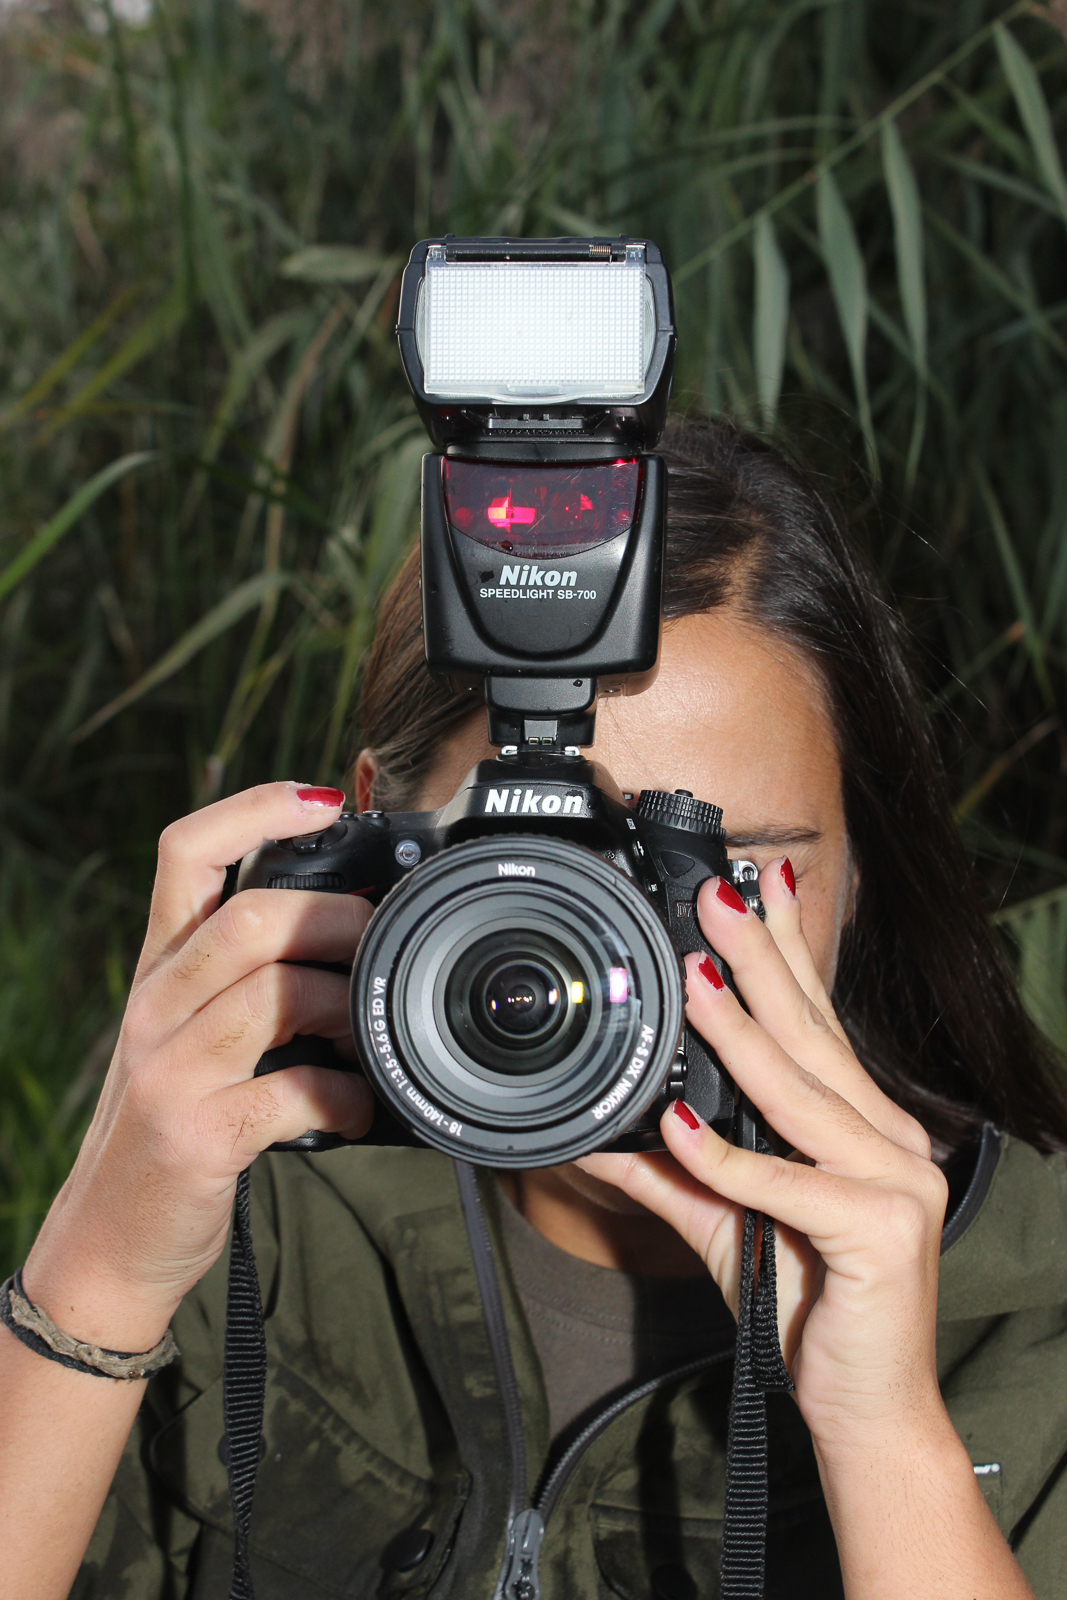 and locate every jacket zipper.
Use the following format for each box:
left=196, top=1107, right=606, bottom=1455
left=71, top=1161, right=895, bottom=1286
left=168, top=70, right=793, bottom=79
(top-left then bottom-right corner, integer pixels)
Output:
left=453, top=1163, right=529, bottom=1594
left=499, top=1351, right=733, bottom=1600
left=454, top=1157, right=734, bottom=1600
